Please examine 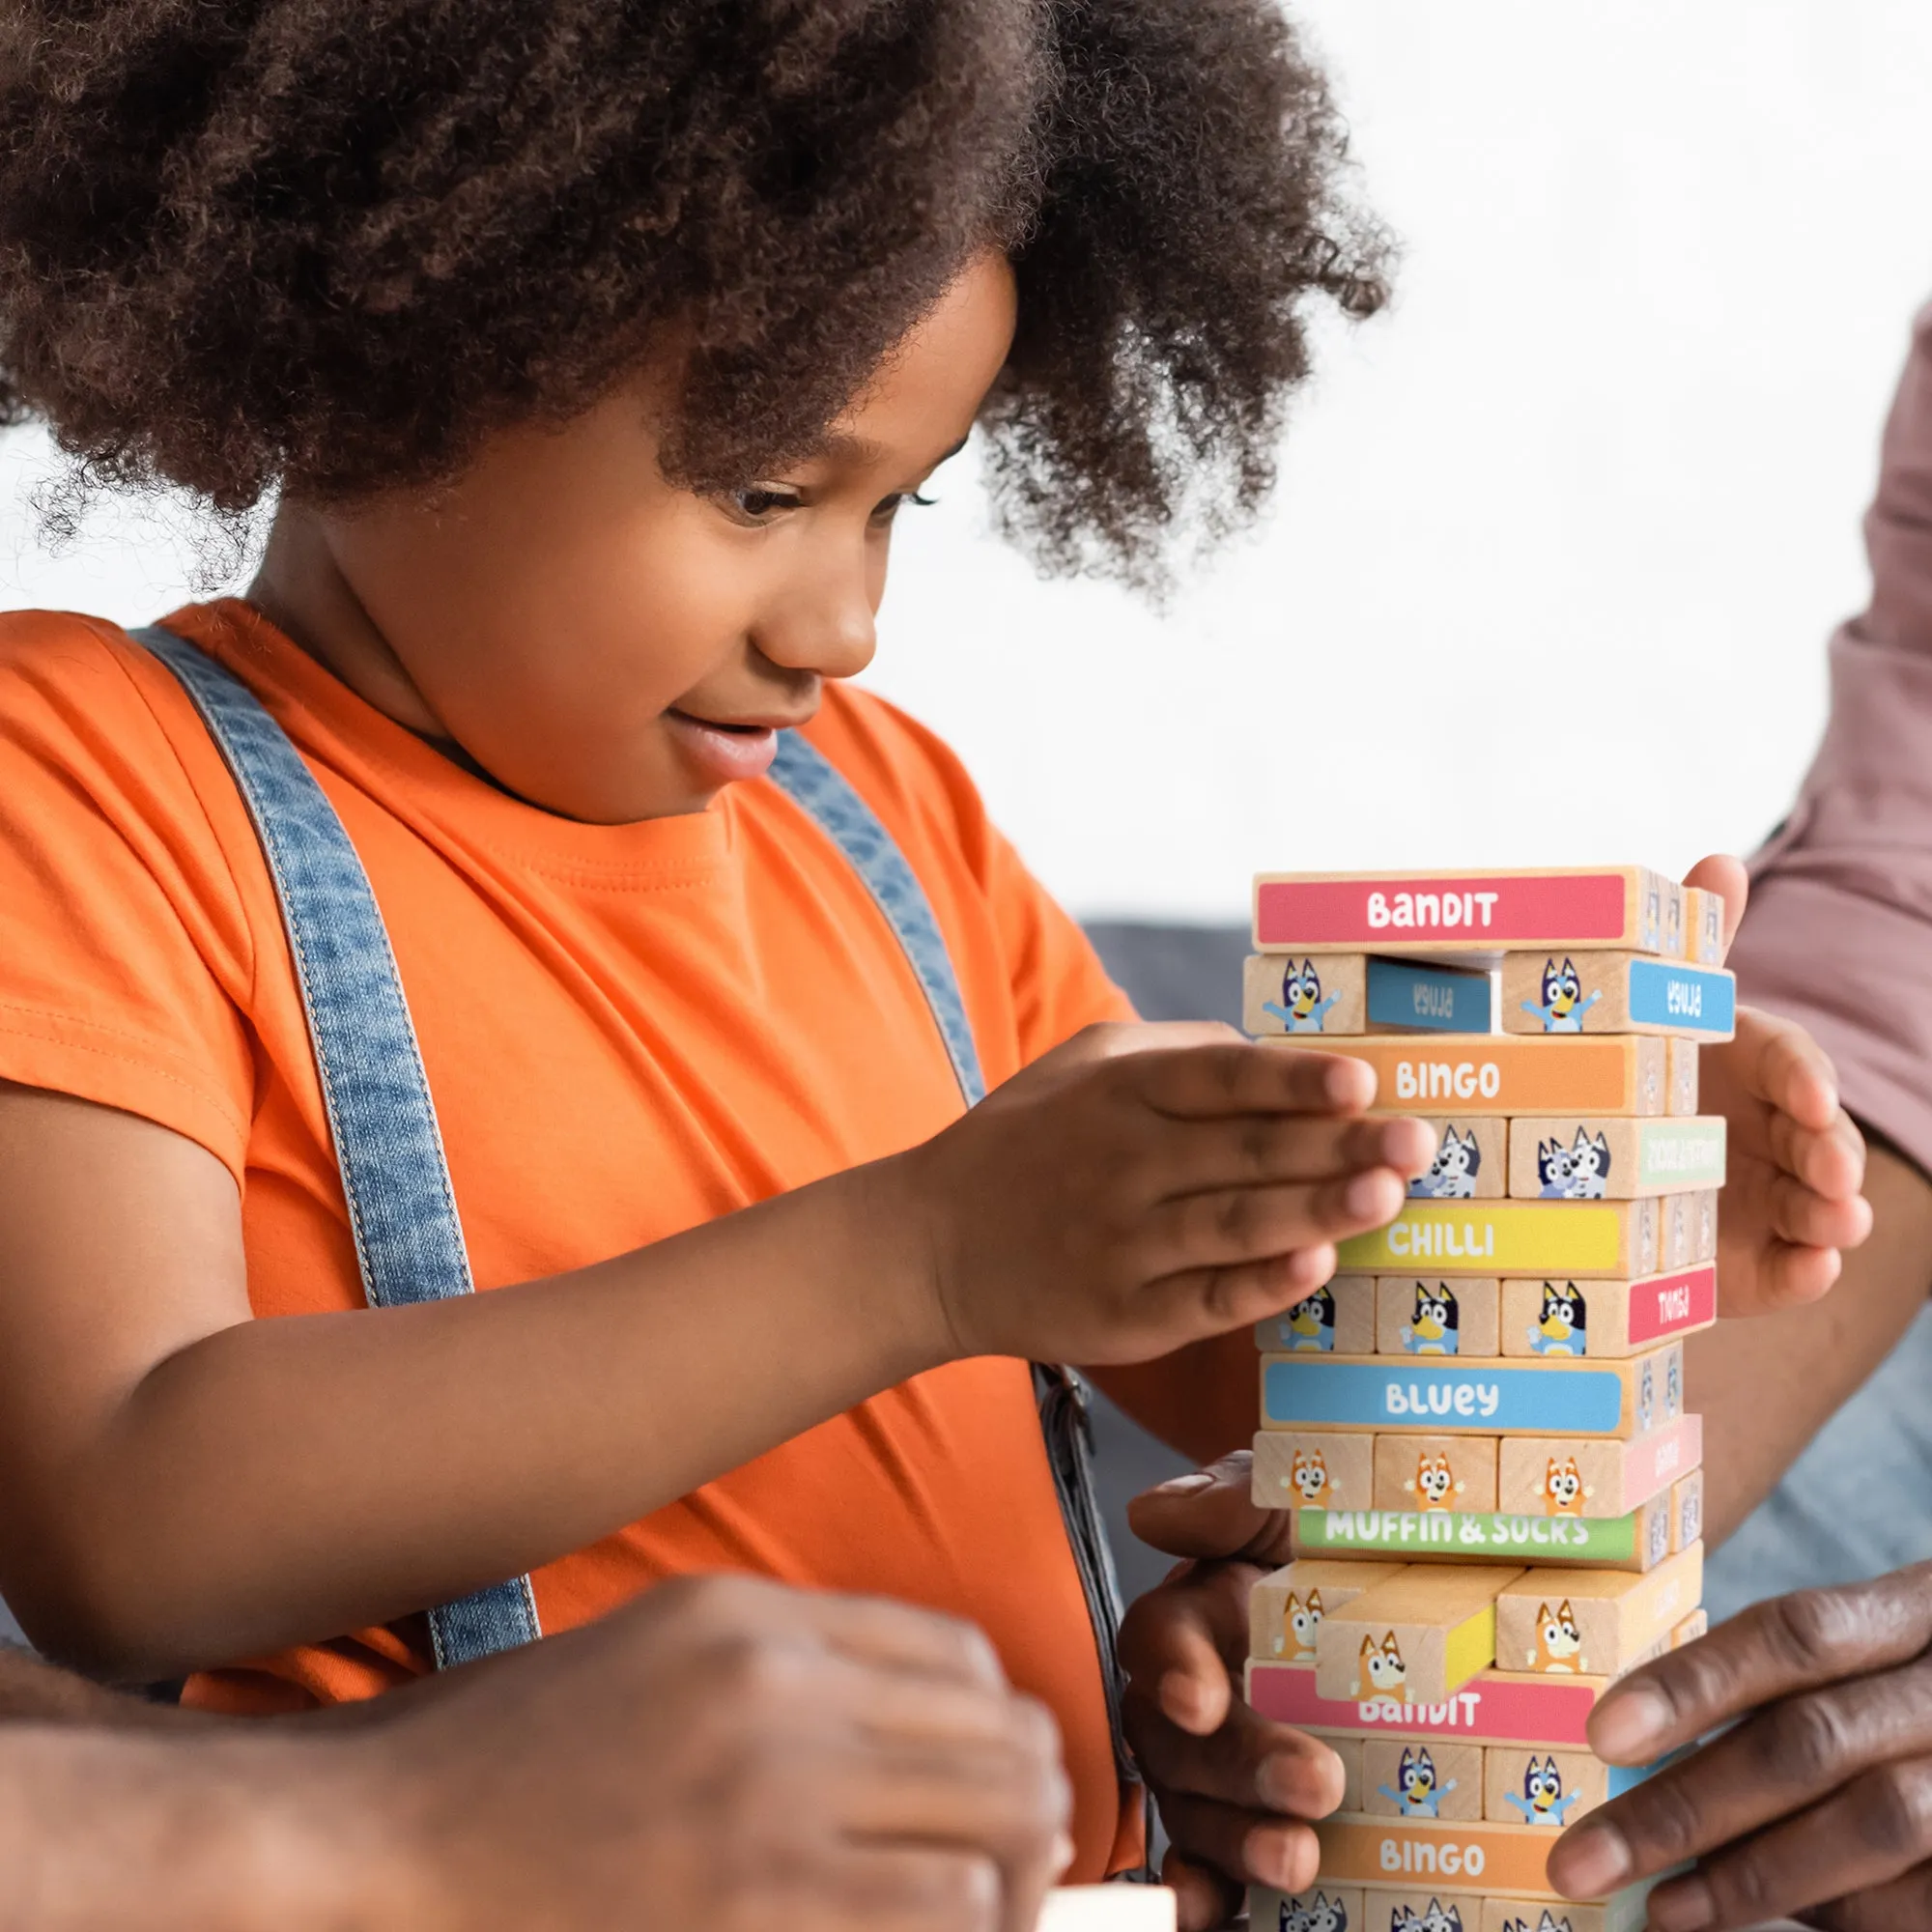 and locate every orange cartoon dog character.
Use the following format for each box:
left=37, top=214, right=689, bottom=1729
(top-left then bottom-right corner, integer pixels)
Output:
left=1281, top=1588, right=1324, bottom=1662
left=1404, top=1450, right=1463, bottom=1514
left=1289, top=1447, right=1334, bottom=1506
left=1351, top=1632, right=1408, bottom=1702
left=1528, top=1599, right=1587, bottom=1673
left=1537, top=1455, right=1593, bottom=1518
